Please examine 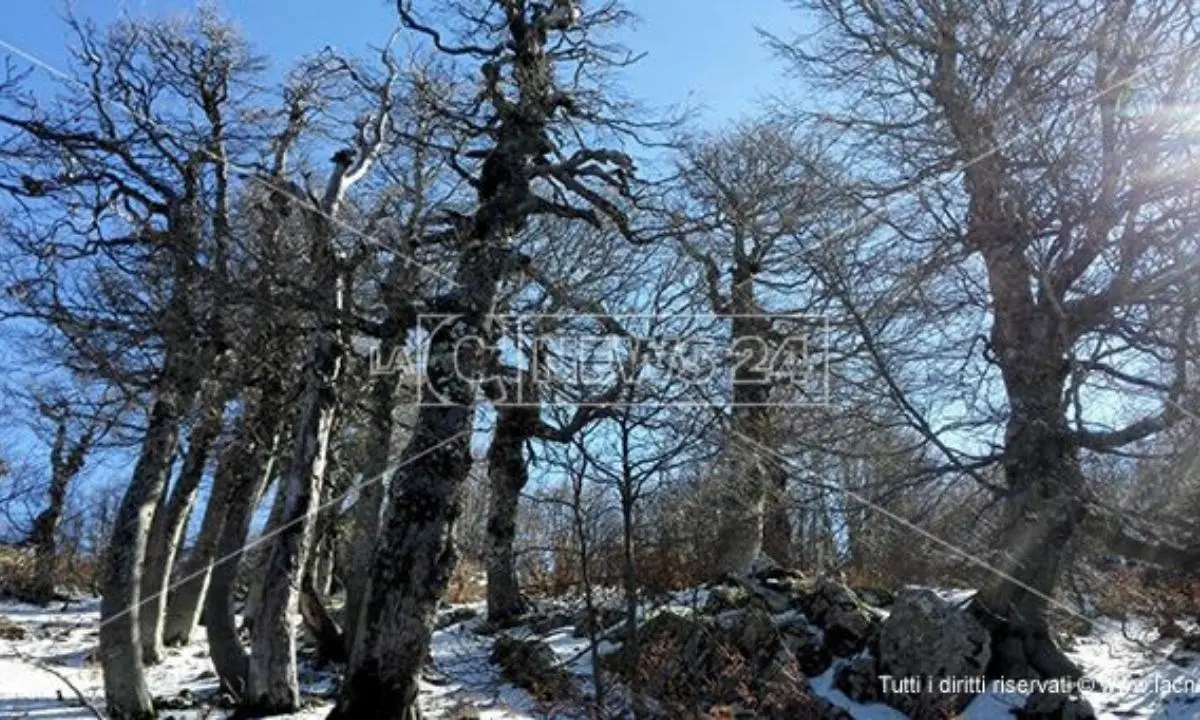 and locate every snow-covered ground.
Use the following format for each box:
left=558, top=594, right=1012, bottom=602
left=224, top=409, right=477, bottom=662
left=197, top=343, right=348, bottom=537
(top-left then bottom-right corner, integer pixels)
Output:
left=2, top=594, right=1199, bottom=718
